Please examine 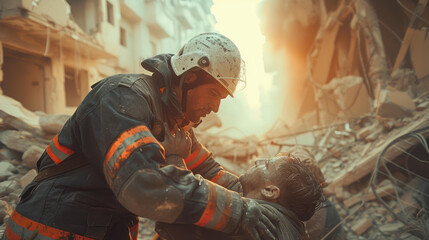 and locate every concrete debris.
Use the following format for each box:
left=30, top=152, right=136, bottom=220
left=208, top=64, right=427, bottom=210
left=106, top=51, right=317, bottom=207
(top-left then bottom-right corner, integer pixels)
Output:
left=351, top=217, right=372, bottom=235
left=0, top=162, right=16, bottom=182
left=0, top=94, right=43, bottom=137
left=22, top=145, right=44, bottom=169
left=377, top=88, right=416, bottom=118
left=322, top=76, right=371, bottom=120
left=390, top=69, right=418, bottom=97
left=0, top=130, right=47, bottom=153
left=378, top=221, right=405, bottom=233
left=0, top=180, right=20, bottom=198
left=0, top=148, right=21, bottom=161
